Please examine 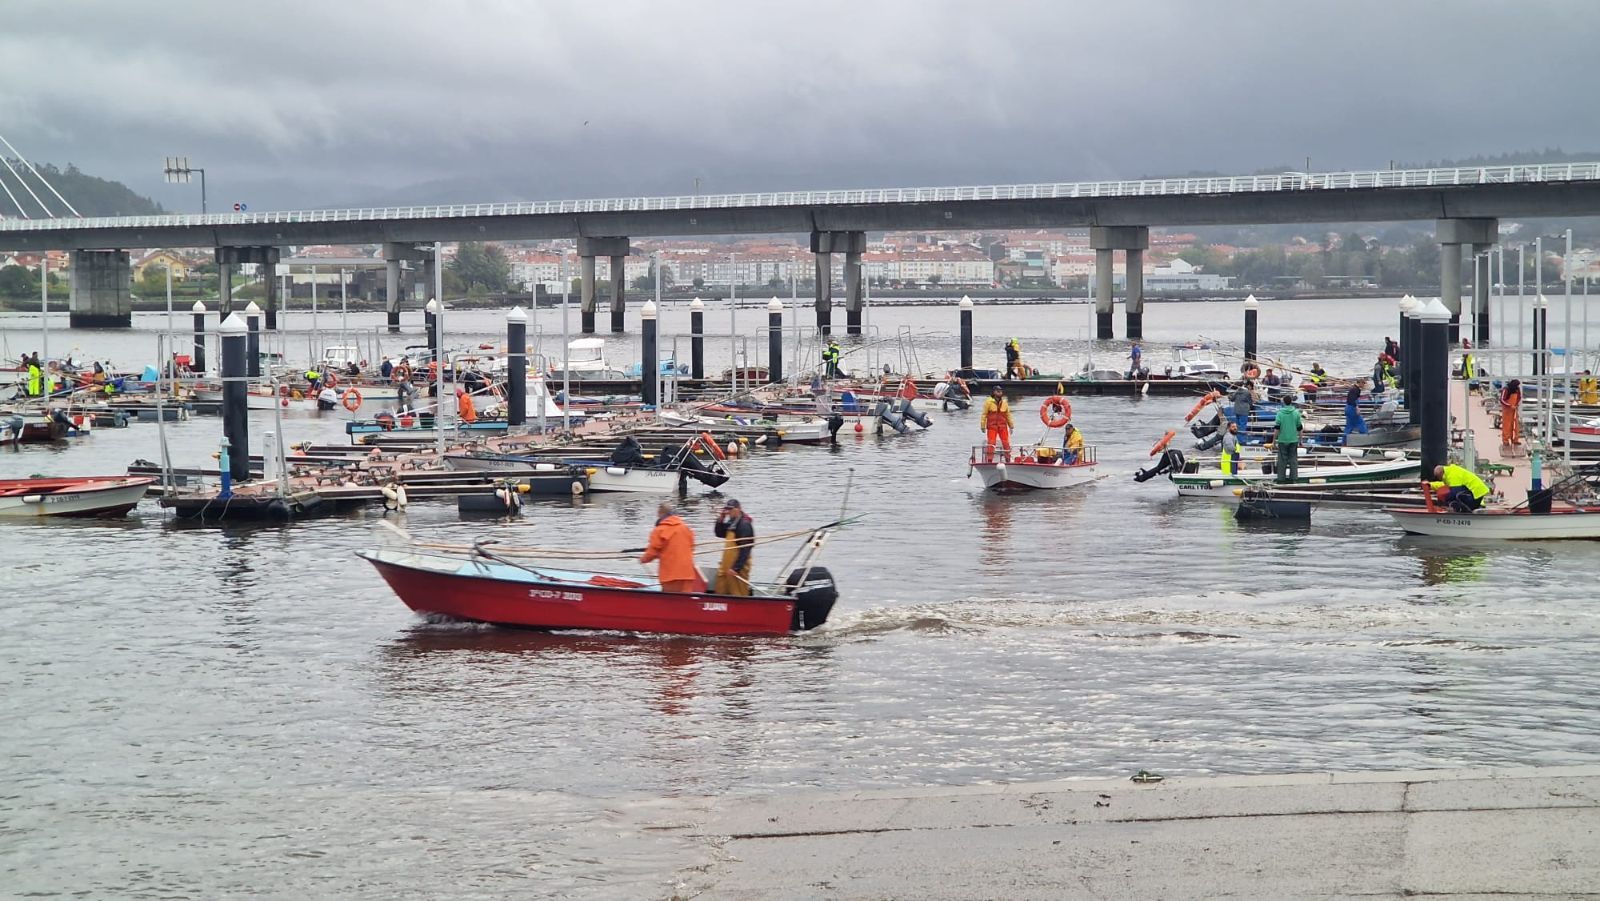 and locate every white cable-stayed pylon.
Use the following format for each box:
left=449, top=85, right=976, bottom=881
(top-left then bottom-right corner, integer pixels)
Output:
left=0, top=133, right=78, bottom=217
left=0, top=152, right=52, bottom=217
left=0, top=157, right=38, bottom=218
